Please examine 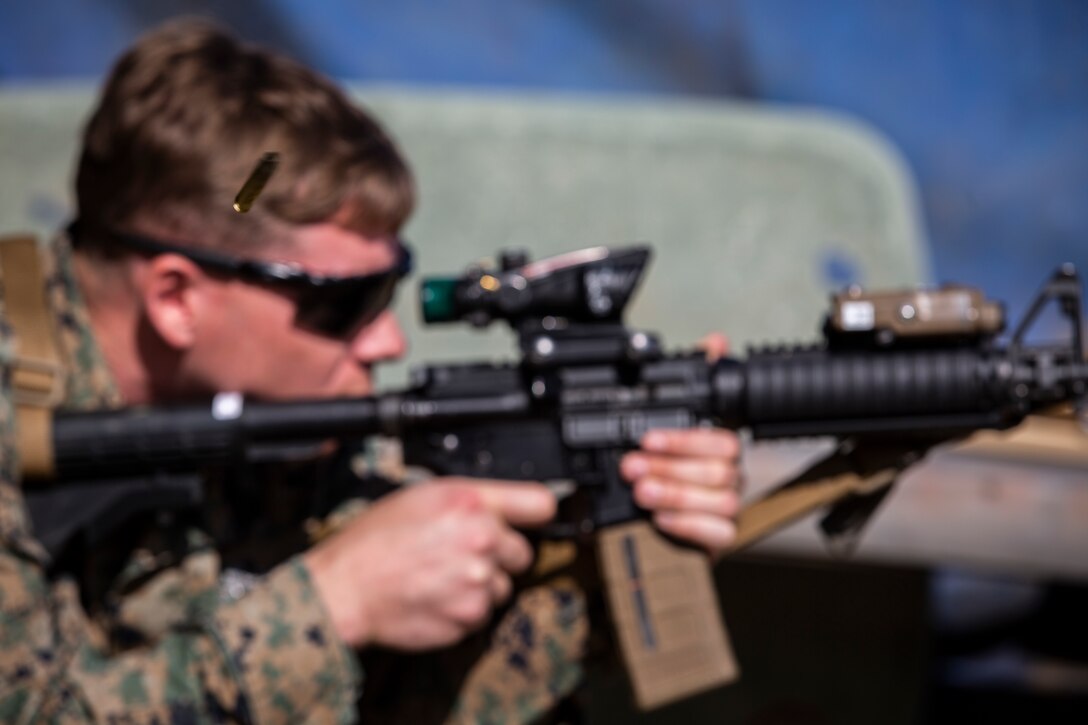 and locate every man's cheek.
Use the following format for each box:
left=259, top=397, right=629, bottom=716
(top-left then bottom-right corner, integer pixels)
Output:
left=327, top=362, right=372, bottom=397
